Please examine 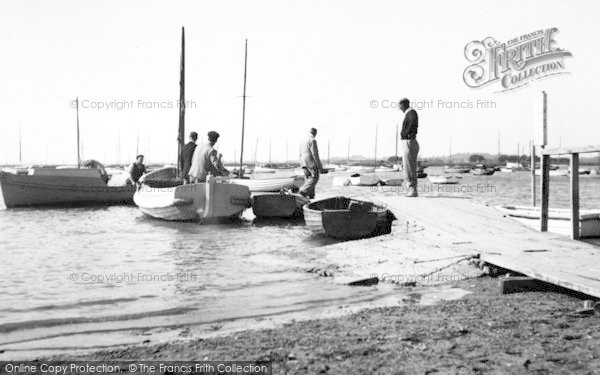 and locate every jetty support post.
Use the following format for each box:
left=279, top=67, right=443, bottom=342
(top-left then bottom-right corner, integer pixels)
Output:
left=570, top=153, right=580, bottom=240
left=531, top=142, right=536, bottom=206
left=540, top=151, right=550, bottom=232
